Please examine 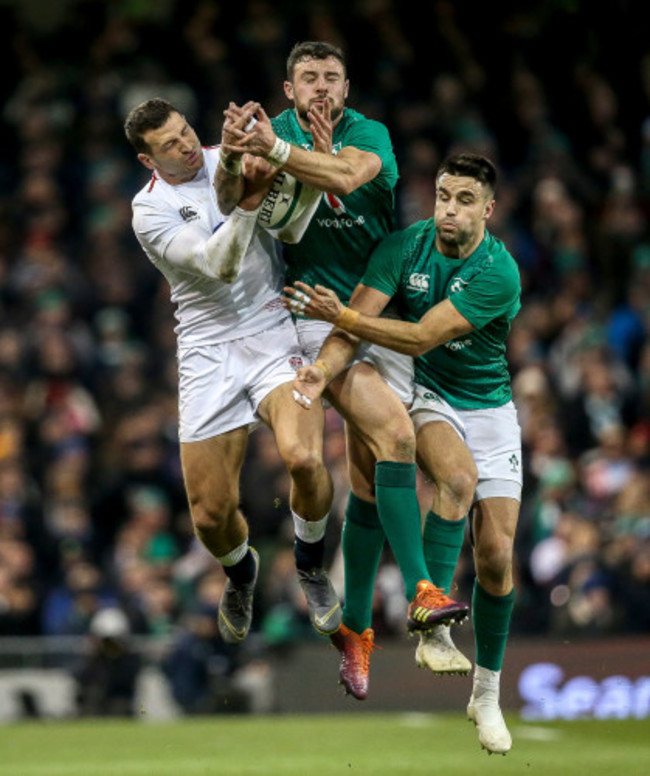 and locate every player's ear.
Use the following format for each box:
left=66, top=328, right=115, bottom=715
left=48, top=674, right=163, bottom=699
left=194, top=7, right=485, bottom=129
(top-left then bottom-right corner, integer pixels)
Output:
left=137, top=153, right=155, bottom=171
left=484, top=198, right=496, bottom=221
left=343, top=79, right=350, bottom=99
left=284, top=80, right=294, bottom=102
